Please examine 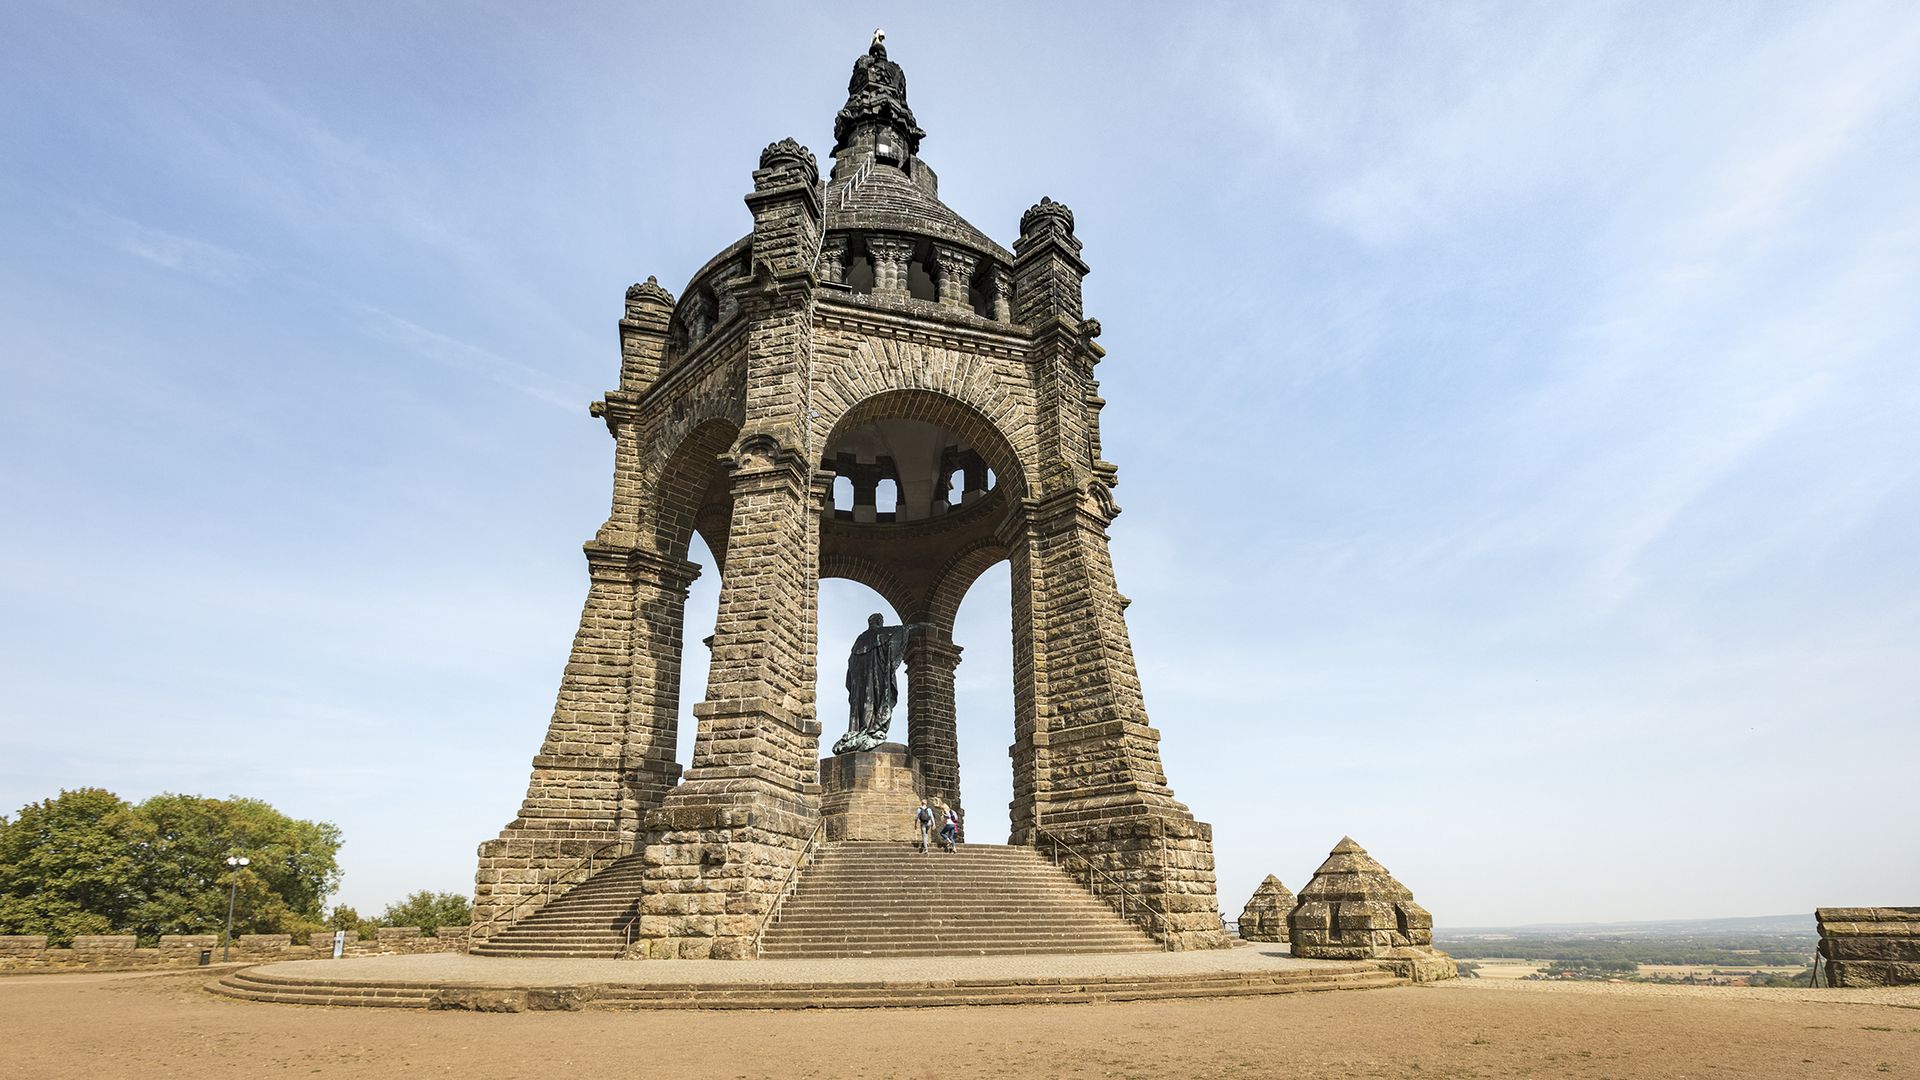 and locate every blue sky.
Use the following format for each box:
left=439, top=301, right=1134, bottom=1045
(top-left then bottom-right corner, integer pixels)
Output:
left=2, top=2, right=1916, bottom=927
